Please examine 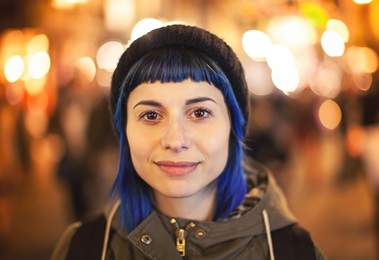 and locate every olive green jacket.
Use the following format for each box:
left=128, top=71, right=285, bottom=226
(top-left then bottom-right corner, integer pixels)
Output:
left=51, top=164, right=326, bottom=259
